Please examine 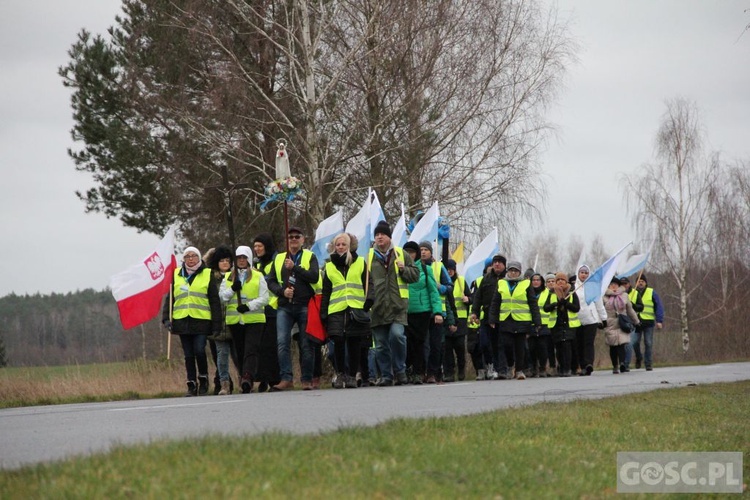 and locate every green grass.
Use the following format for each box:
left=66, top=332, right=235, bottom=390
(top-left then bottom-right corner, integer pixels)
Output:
left=1, top=381, right=748, bottom=498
